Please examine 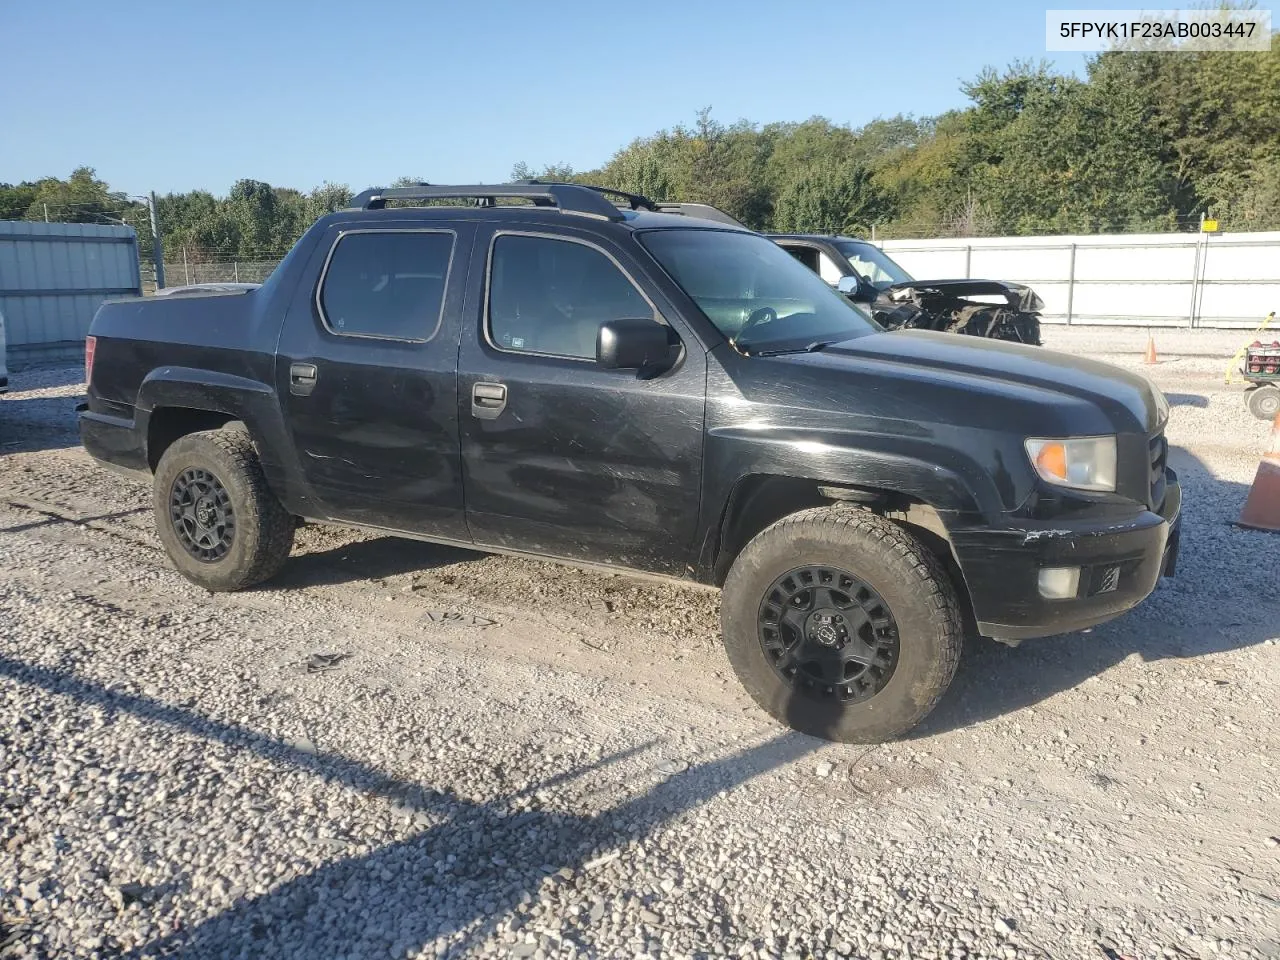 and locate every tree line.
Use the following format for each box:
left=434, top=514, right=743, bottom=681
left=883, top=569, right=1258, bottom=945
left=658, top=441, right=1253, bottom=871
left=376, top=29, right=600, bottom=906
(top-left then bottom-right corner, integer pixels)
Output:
left=3, top=40, right=1277, bottom=263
